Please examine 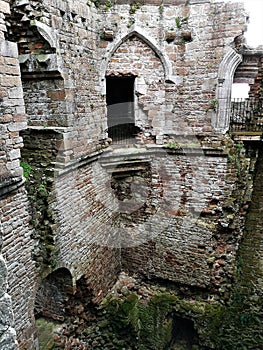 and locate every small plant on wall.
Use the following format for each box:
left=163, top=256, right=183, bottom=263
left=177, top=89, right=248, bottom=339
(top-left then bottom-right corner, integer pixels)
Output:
left=130, top=2, right=141, bottom=14
left=104, top=0, right=113, bottom=11
left=21, top=161, right=33, bottom=180
left=175, top=17, right=182, bottom=29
